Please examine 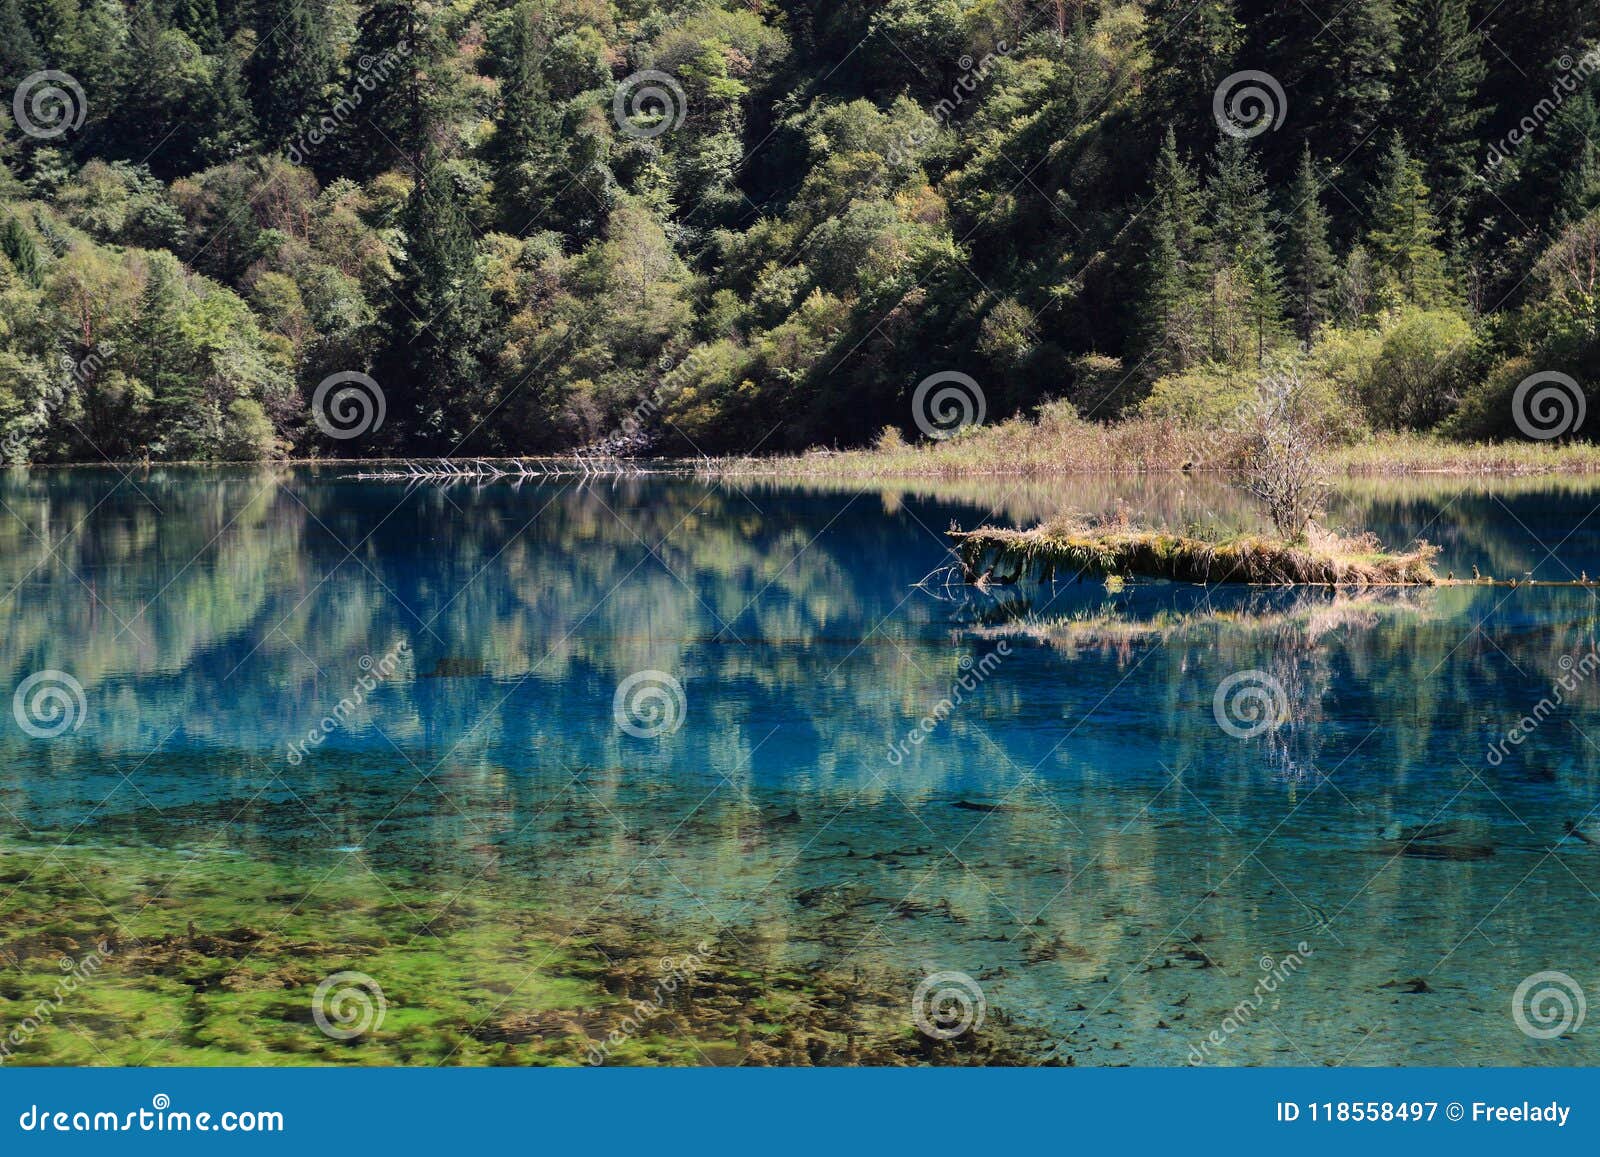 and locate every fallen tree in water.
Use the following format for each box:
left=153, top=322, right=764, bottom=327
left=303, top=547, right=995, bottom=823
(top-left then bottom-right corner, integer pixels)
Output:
left=947, top=515, right=1442, bottom=587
